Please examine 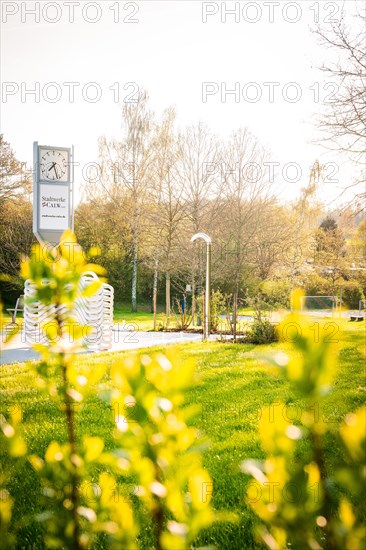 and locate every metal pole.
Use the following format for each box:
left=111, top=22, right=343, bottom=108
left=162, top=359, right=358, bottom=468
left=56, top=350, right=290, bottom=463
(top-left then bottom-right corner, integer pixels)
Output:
left=205, top=241, right=211, bottom=339
left=71, top=144, right=75, bottom=232
left=191, top=233, right=211, bottom=341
